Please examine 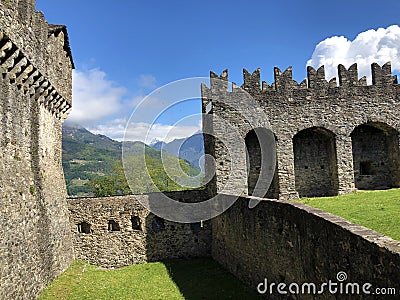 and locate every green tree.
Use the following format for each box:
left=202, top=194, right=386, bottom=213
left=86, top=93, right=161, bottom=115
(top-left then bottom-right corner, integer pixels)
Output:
left=86, top=161, right=131, bottom=197
left=86, top=153, right=204, bottom=197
